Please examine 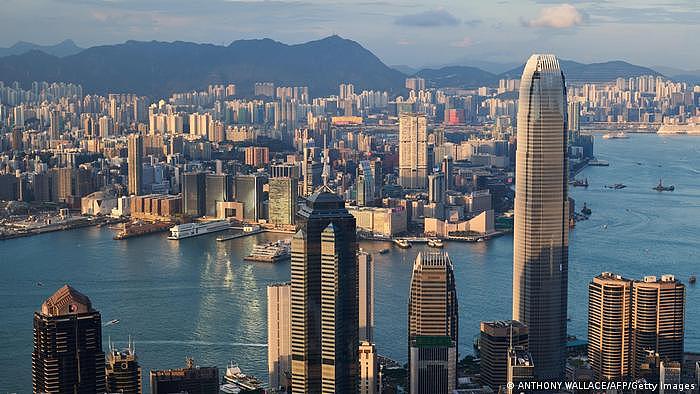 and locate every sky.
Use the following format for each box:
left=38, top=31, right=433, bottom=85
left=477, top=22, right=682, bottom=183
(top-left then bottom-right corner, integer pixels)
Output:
left=0, top=0, right=699, bottom=71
